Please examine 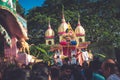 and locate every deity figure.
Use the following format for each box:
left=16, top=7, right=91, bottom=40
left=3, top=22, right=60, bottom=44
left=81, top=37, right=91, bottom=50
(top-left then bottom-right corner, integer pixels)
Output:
left=17, top=38, right=30, bottom=54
